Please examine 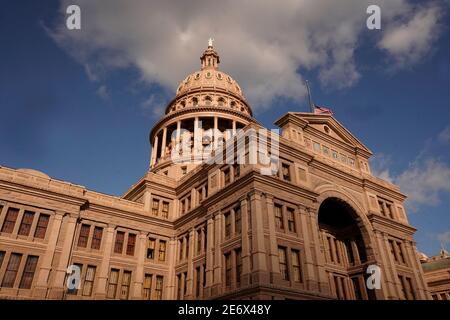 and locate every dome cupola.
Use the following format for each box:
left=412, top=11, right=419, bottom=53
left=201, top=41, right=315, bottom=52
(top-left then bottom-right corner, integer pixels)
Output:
left=149, top=40, right=257, bottom=178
